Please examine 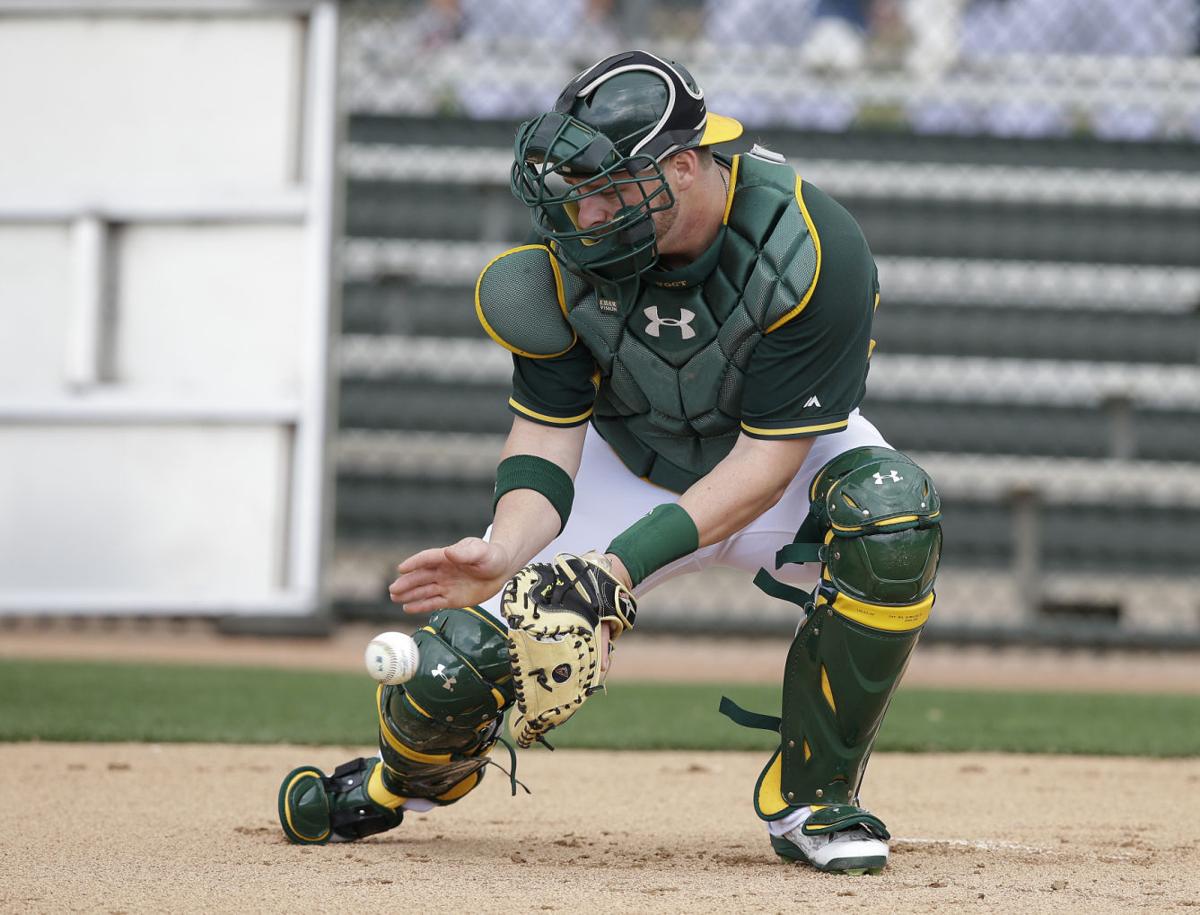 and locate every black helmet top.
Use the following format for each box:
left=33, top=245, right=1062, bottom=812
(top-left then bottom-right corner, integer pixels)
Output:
left=553, top=50, right=742, bottom=162
left=510, top=50, right=742, bottom=284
